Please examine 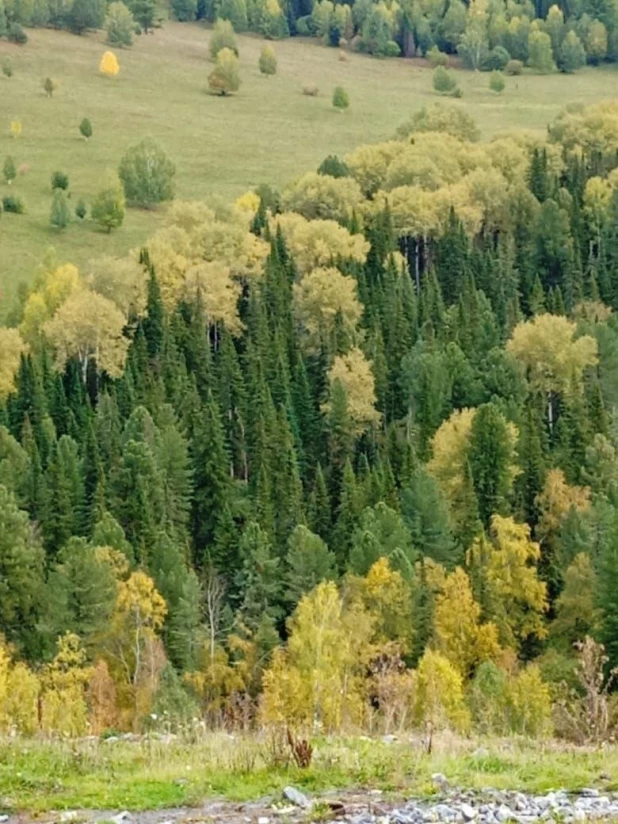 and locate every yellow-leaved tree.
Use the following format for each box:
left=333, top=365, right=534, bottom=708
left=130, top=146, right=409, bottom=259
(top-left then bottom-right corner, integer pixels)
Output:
left=433, top=566, right=501, bottom=677
left=323, top=347, right=381, bottom=434
left=100, top=50, right=120, bottom=77
left=41, top=632, right=92, bottom=736
left=0, top=640, right=40, bottom=734
left=0, top=328, right=27, bottom=400
left=104, top=571, right=168, bottom=729
left=273, top=212, right=369, bottom=274
left=294, top=267, right=362, bottom=351
left=43, top=289, right=130, bottom=380
left=260, top=581, right=374, bottom=732
left=467, top=515, right=548, bottom=650
left=415, top=649, right=470, bottom=732
left=506, top=313, right=598, bottom=430
left=20, top=262, right=82, bottom=343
